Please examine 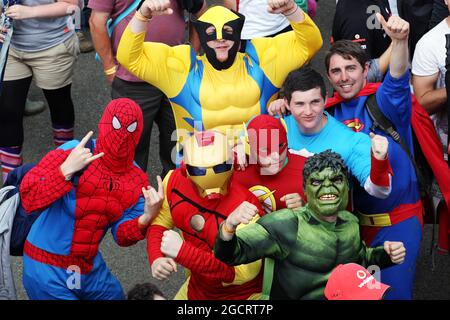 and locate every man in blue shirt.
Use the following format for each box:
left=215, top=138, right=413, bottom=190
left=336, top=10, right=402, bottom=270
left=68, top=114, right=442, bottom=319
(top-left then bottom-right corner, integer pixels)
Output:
left=275, top=66, right=393, bottom=201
